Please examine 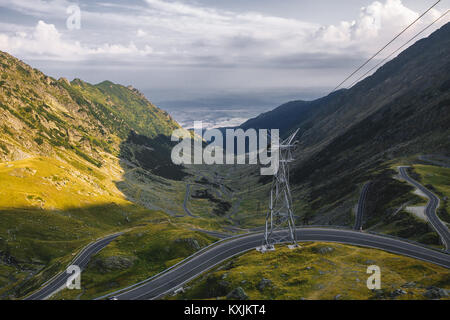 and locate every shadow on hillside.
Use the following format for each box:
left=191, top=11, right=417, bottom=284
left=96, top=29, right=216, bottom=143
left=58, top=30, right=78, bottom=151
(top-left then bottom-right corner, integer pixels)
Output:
left=114, top=131, right=190, bottom=215
left=118, top=131, right=188, bottom=181
left=0, top=202, right=166, bottom=299
left=114, top=131, right=248, bottom=218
